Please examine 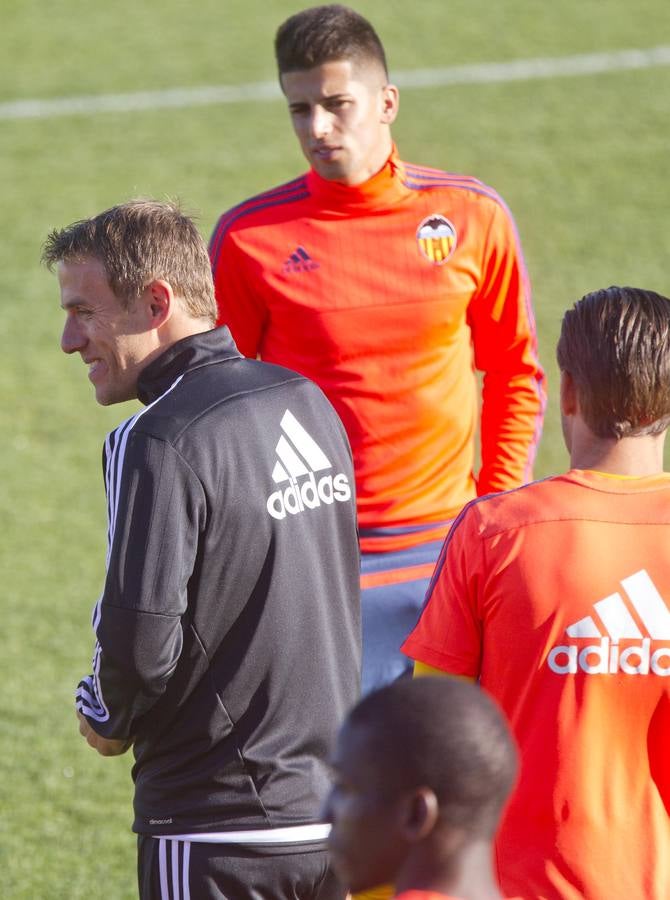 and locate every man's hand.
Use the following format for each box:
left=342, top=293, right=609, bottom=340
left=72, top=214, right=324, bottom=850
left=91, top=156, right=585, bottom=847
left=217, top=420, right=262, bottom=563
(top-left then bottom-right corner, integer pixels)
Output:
left=77, top=710, right=133, bottom=757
